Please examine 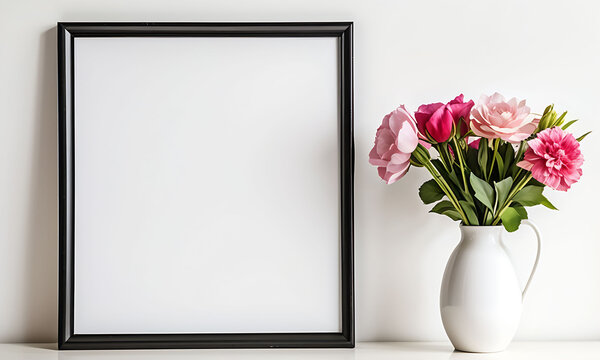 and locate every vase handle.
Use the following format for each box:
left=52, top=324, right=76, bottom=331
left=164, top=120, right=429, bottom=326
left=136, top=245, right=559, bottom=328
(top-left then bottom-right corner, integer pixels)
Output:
left=520, top=220, right=542, bottom=300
